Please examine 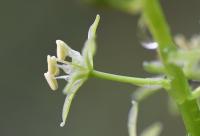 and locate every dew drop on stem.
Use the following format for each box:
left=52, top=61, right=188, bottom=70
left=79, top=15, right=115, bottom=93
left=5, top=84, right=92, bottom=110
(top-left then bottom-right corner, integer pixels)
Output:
left=137, top=19, right=158, bottom=50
